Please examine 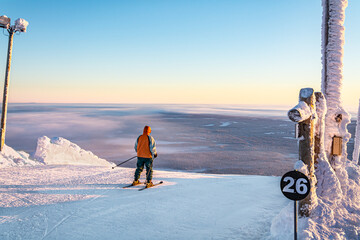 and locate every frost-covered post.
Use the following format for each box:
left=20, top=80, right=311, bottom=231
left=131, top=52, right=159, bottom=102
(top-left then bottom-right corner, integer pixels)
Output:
left=314, top=92, right=326, bottom=165
left=288, top=88, right=316, bottom=217
left=321, top=0, right=351, bottom=178
left=352, top=99, right=360, bottom=164
left=0, top=17, right=28, bottom=151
